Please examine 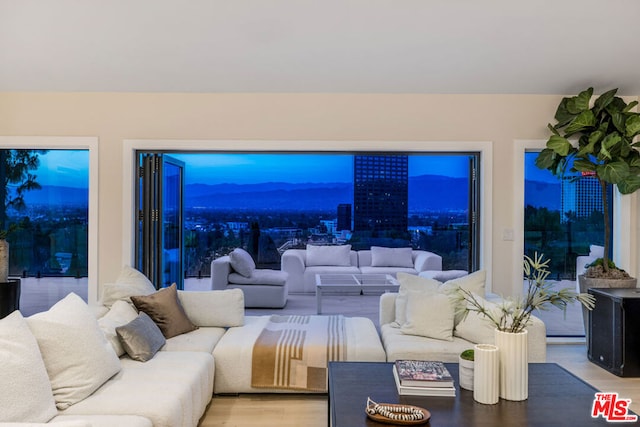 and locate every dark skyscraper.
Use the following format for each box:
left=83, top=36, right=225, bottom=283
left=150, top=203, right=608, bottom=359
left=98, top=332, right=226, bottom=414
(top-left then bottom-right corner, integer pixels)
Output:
left=353, top=155, right=408, bottom=232
left=337, top=203, right=352, bottom=231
